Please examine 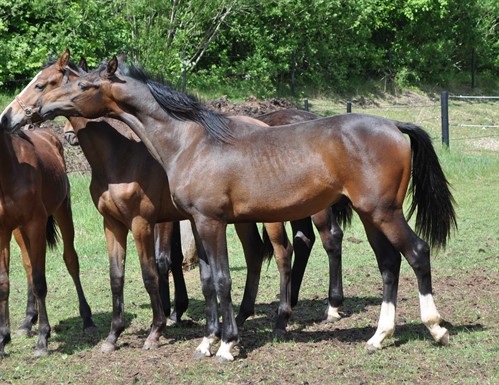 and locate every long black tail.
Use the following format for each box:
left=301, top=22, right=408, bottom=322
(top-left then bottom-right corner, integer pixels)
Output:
left=46, top=215, right=60, bottom=250
left=396, top=122, right=457, bottom=249
left=331, top=197, right=353, bottom=229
